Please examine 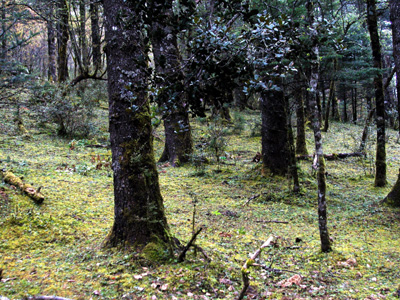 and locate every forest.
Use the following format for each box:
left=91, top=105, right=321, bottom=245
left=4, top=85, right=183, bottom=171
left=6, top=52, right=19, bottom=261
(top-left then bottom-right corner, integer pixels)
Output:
left=0, top=0, right=400, bottom=299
